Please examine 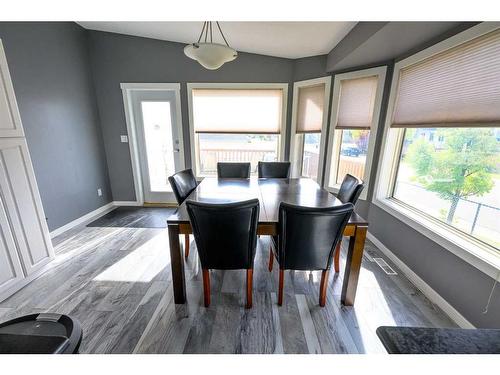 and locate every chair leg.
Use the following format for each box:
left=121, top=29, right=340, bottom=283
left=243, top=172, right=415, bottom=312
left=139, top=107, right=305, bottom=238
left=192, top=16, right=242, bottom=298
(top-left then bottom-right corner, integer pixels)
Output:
left=184, top=234, right=190, bottom=259
left=202, top=269, right=210, bottom=307
left=246, top=269, right=253, bottom=309
left=278, top=269, right=284, bottom=306
left=334, top=241, right=342, bottom=273
left=268, top=248, right=274, bottom=272
left=319, top=270, right=329, bottom=307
